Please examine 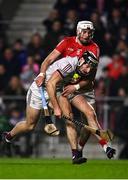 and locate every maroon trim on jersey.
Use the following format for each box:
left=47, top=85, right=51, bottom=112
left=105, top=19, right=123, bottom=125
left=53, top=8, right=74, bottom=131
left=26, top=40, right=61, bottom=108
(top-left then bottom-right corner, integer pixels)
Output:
left=57, top=70, right=64, bottom=78
left=61, top=63, right=72, bottom=73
